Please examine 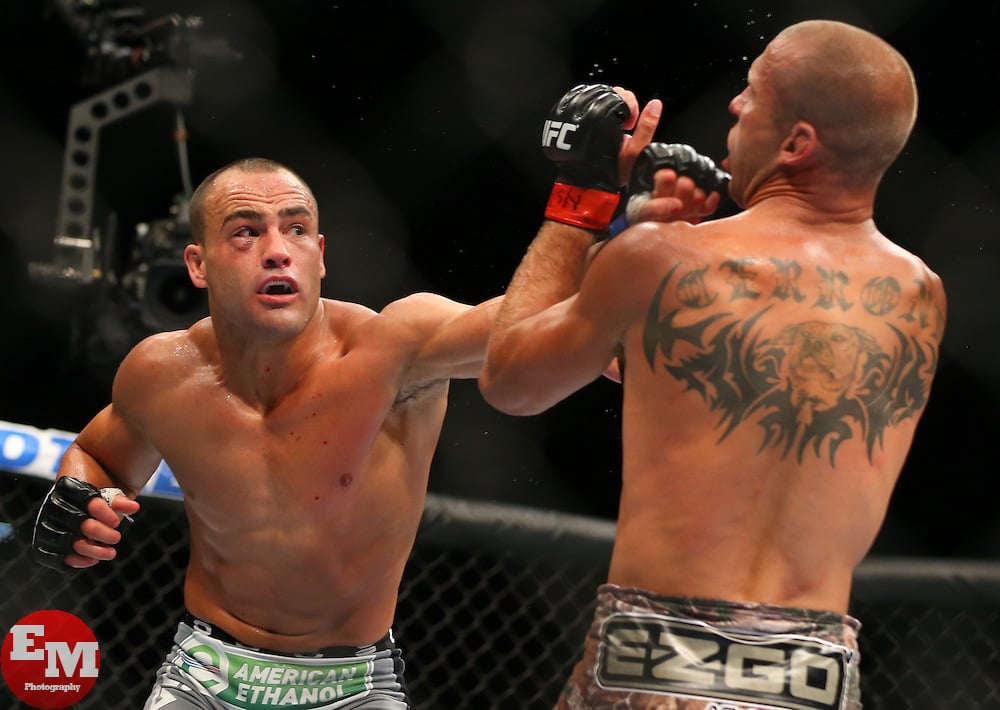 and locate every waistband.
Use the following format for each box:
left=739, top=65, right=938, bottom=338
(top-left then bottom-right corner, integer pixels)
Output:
left=182, top=613, right=397, bottom=658
left=599, top=584, right=861, bottom=631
